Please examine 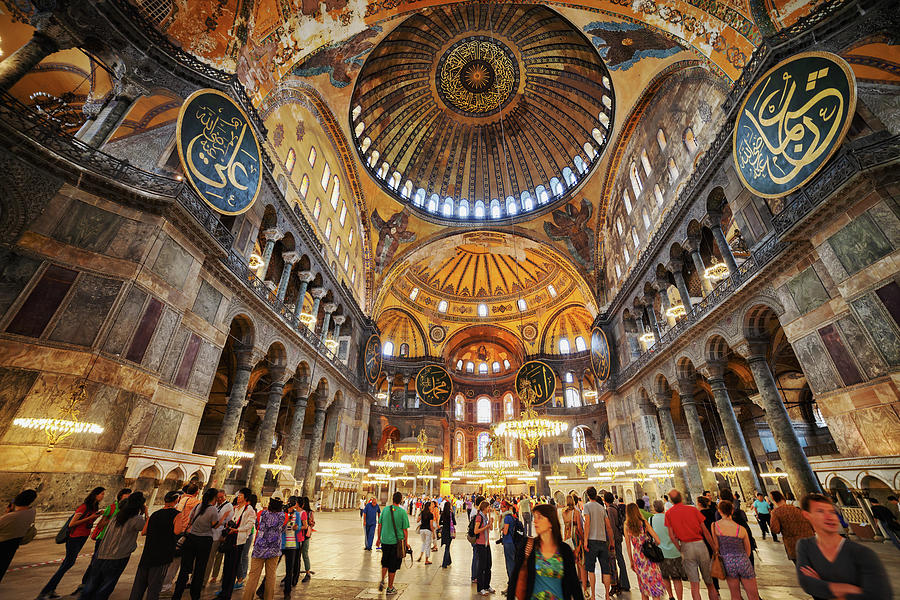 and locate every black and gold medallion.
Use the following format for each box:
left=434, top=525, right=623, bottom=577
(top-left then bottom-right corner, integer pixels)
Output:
left=363, top=334, right=383, bottom=385
left=415, top=365, right=453, bottom=406
left=590, top=326, right=611, bottom=382
left=515, top=360, right=556, bottom=406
